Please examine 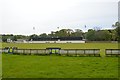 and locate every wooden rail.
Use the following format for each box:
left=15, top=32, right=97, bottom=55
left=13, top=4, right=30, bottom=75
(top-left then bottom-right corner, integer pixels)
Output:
left=1, top=48, right=100, bottom=57
left=105, top=49, right=120, bottom=57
